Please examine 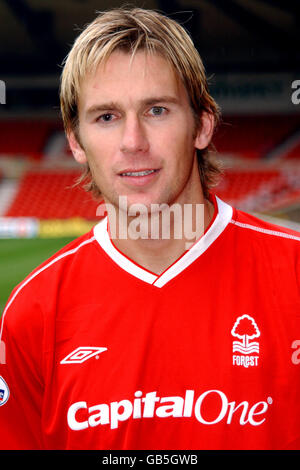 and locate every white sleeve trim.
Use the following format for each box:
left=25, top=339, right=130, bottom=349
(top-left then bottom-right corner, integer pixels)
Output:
left=230, top=220, right=300, bottom=242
